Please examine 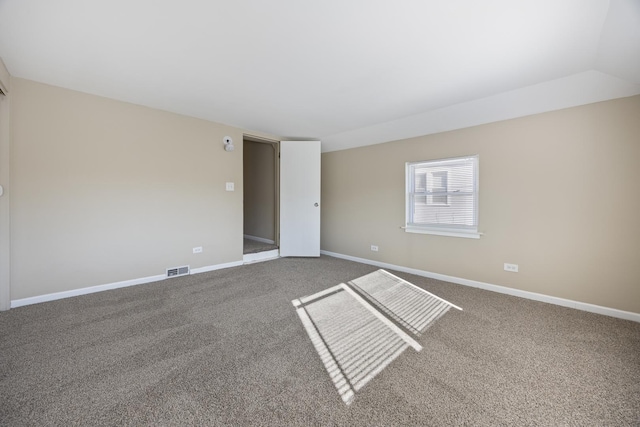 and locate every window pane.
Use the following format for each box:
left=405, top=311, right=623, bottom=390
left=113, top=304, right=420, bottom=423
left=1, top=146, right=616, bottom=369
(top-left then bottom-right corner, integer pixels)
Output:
left=430, top=171, right=448, bottom=204
left=406, top=156, right=478, bottom=231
